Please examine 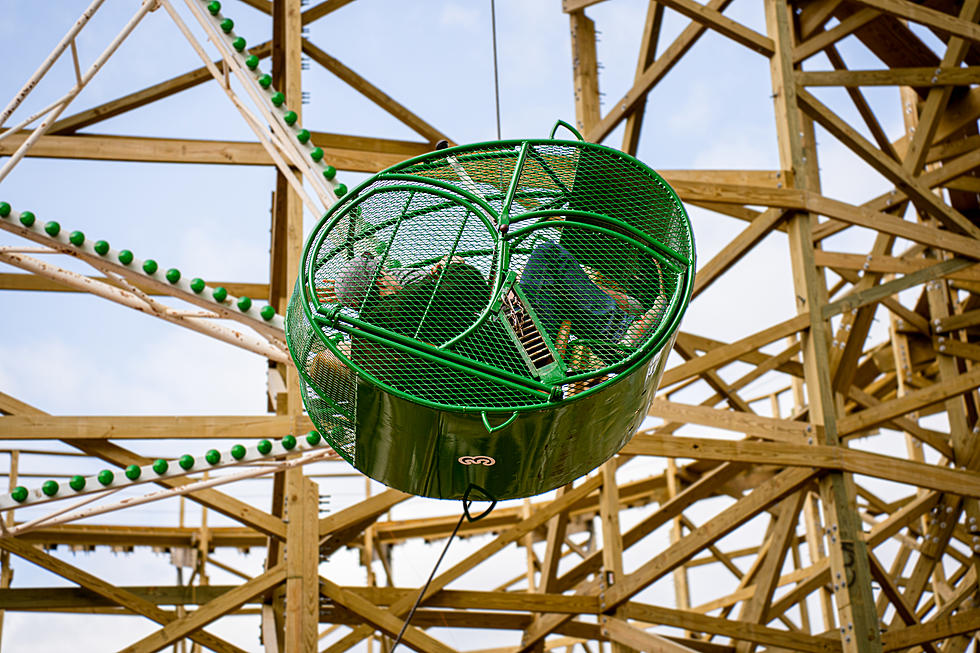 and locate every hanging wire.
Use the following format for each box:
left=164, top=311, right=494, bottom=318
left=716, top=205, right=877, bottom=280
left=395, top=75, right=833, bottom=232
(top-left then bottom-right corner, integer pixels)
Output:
left=389, top=486, right=497, bottom=652
left=490, top=0, right=502, bottom=140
